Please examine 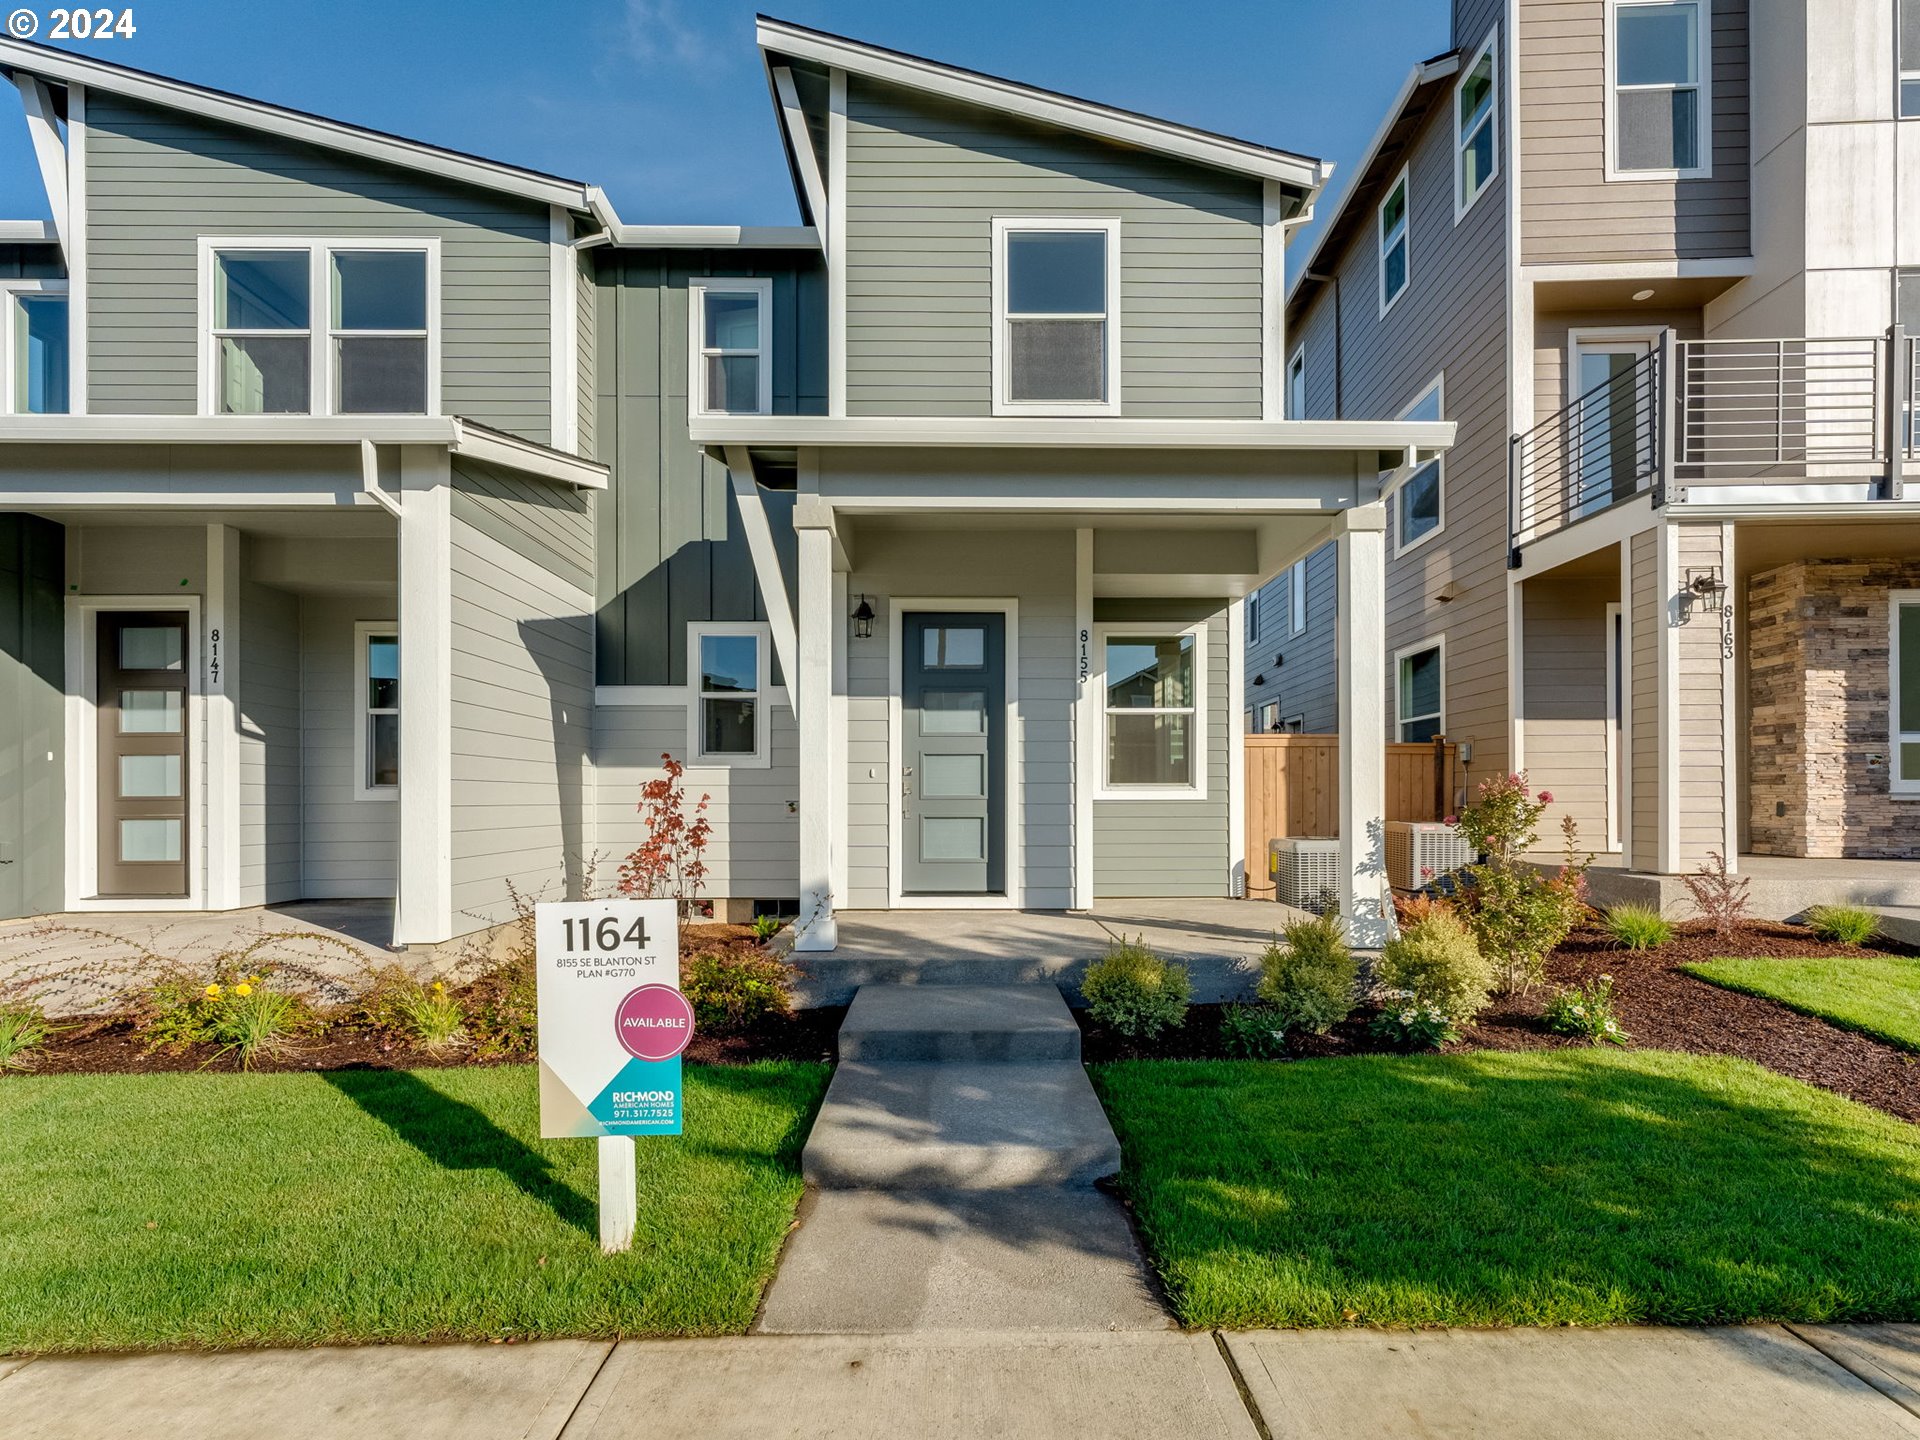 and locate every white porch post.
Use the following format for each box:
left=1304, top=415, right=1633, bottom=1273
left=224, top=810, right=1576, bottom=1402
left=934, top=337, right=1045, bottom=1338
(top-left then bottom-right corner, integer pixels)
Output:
left=394, top=446, right=453, bottom=947
left=1227, top=594, right=1247, bottom=898
left=204, top=523, right=242, bottom=910
left=793, top=515, right=838, bottom=952
left=1336, top=504, right=1390, bottom=948
left=1072, top=527, right=1094, bottom=909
